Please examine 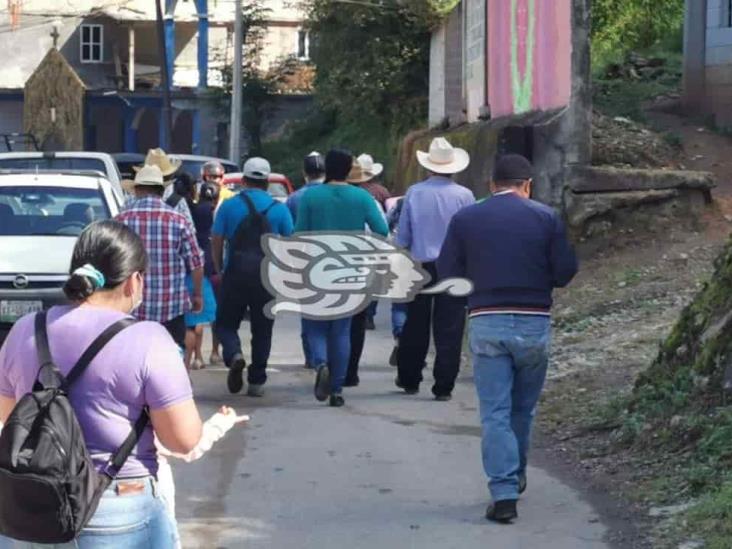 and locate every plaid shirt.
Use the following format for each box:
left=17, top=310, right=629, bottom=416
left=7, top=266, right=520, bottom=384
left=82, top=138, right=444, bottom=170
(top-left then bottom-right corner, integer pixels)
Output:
left=117, top=197, right=204, bottom=323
